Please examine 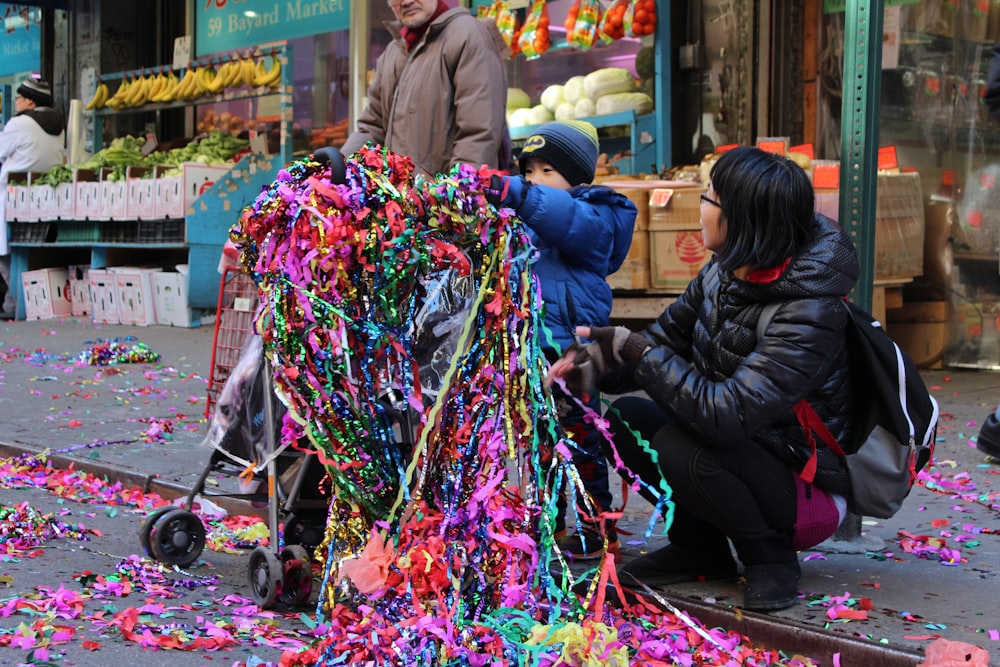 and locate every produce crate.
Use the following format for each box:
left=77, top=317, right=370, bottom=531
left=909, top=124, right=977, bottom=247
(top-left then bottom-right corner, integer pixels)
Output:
left=100, top=221, right=138, bottom=243
left=8, top=222, right=53, bottom=243
left=137, top=219, right=185, bottom=244
left=57, top=221, right=101, bottom=243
